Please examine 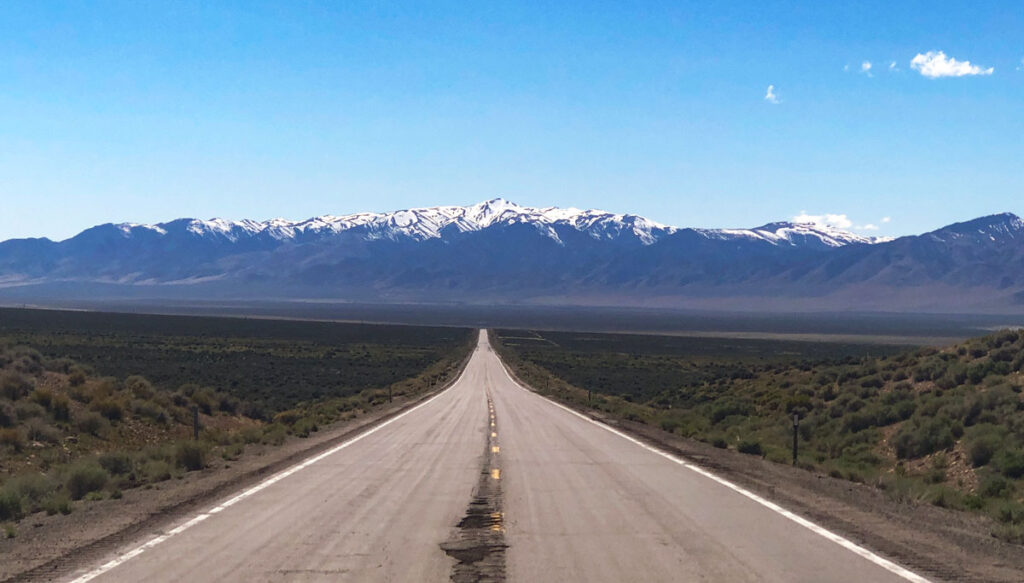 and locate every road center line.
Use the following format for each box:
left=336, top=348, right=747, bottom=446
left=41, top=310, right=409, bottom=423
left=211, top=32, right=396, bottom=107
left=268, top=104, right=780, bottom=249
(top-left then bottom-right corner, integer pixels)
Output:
left=496, top=357, right=933, bottom=583
left=67, top=360, right=474, bottom=583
